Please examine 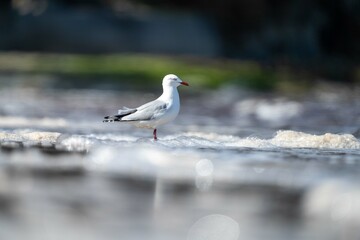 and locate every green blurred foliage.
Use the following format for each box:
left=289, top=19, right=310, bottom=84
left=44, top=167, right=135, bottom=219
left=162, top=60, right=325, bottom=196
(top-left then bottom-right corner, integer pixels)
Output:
left=0, top=52, right=286, bottom=90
